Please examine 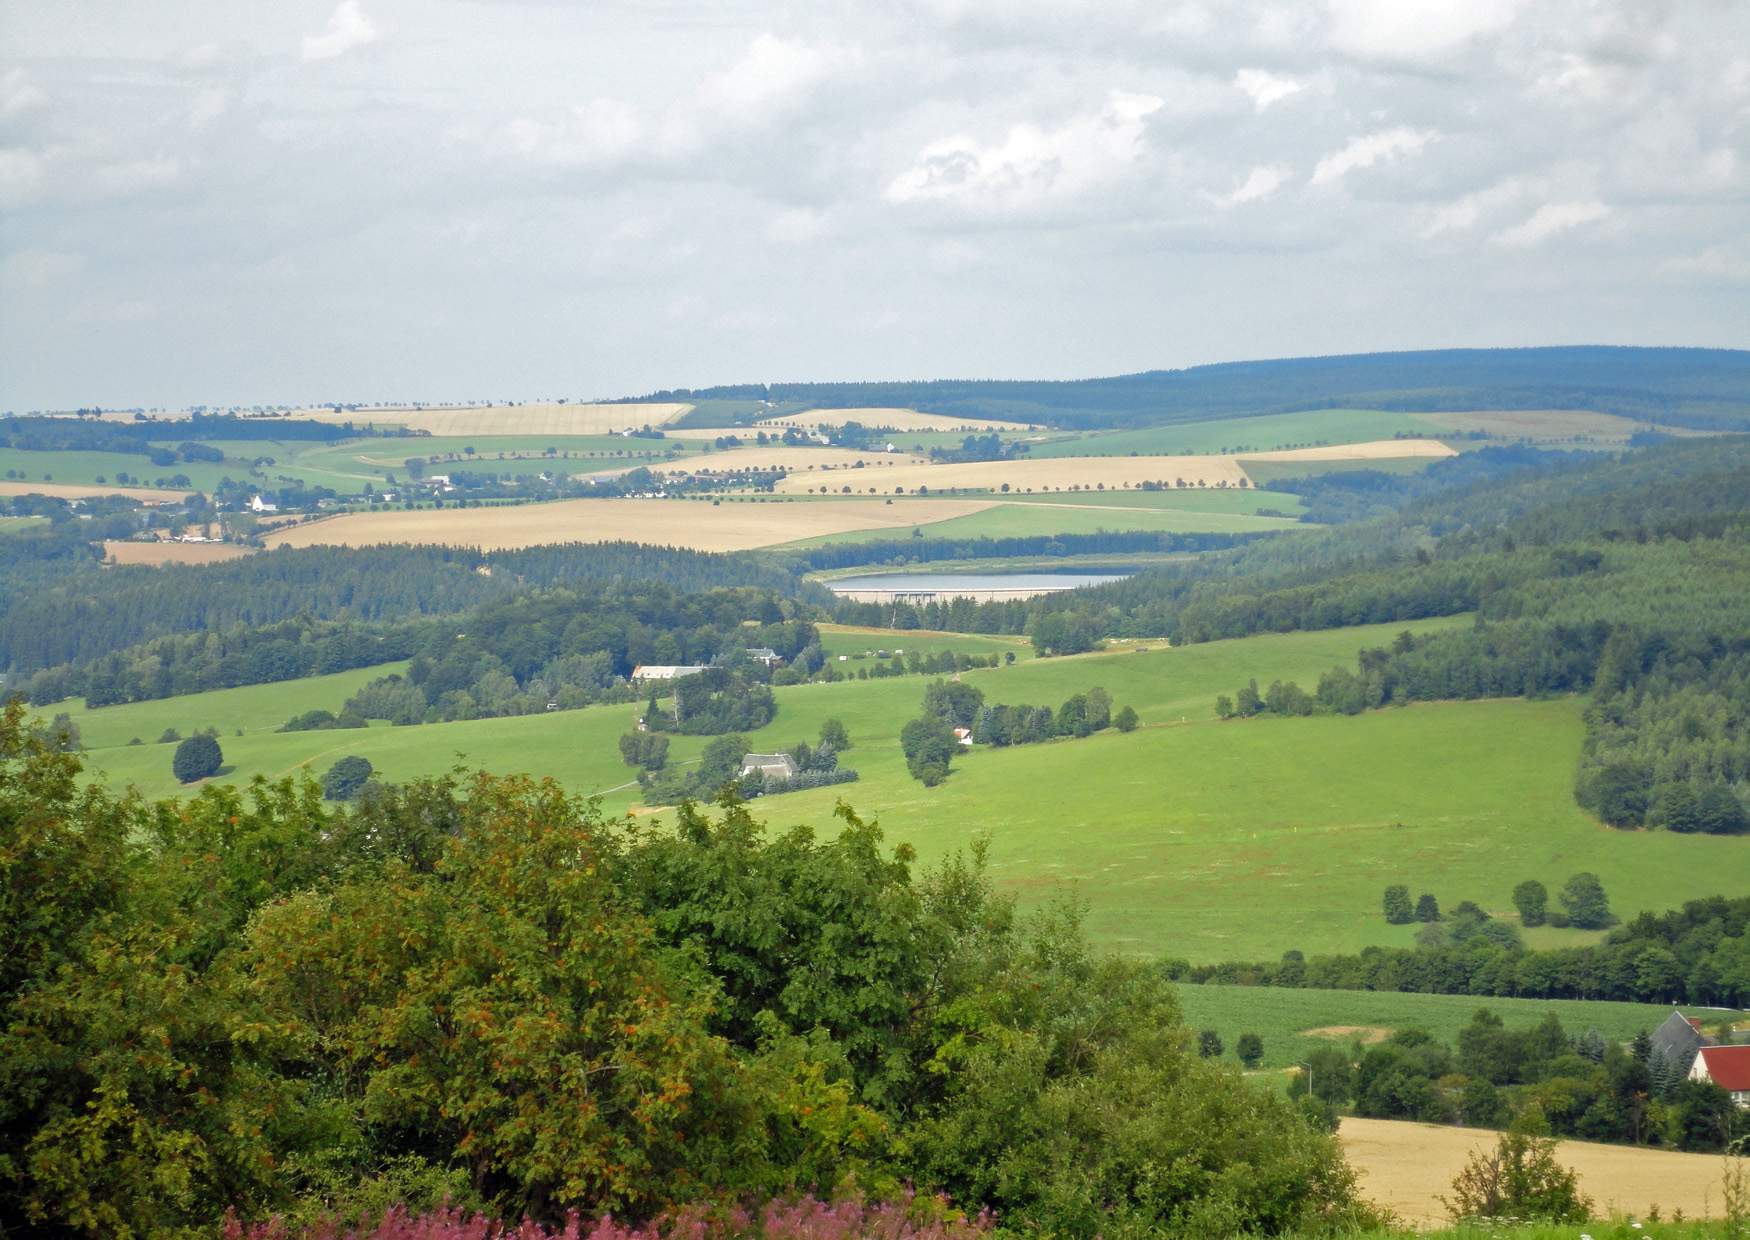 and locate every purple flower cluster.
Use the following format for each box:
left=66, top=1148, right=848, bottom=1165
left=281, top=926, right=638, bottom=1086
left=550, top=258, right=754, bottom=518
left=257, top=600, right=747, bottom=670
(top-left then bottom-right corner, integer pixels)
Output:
left=226, top=1194, right=993, bottom=1240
